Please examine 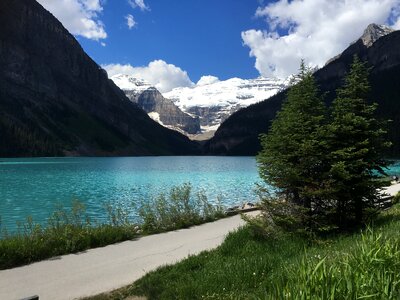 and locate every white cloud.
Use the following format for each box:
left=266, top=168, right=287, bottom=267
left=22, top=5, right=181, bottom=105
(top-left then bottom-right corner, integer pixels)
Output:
left=128, top=0, right=150, bottom=11
left=390, top=3, right=400, bottom=29
left=82, top=0, right=102, bottom=11
left=37, top=0, right=107, bottom=41
left=393, top=5, right=400, bottom=29
left=196, top=75, right=220, bottom=86
left=242, top=0, right=400, bottom=79
left=394, top=19, right=400, bottom=29
left=104, top=64, right=136, bottom=76
left=125, top=14, right=137, bottom=29
left=103, top=60, right=194, bottom=92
